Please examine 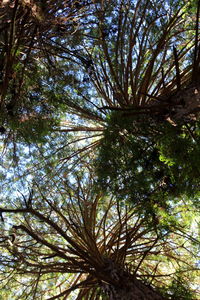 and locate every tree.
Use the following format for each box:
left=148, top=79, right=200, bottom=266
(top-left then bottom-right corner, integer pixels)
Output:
left=51, top=0, right=200, bottom=214
left=0, top=0, right=199, bottom=299
left=0, top=169, right=199, bottom=299
left=0, top=0, right=94, bottom=142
